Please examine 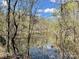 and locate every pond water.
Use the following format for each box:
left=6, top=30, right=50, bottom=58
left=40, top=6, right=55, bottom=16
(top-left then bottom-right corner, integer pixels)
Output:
left=29, top=47, right=61, bottom=59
